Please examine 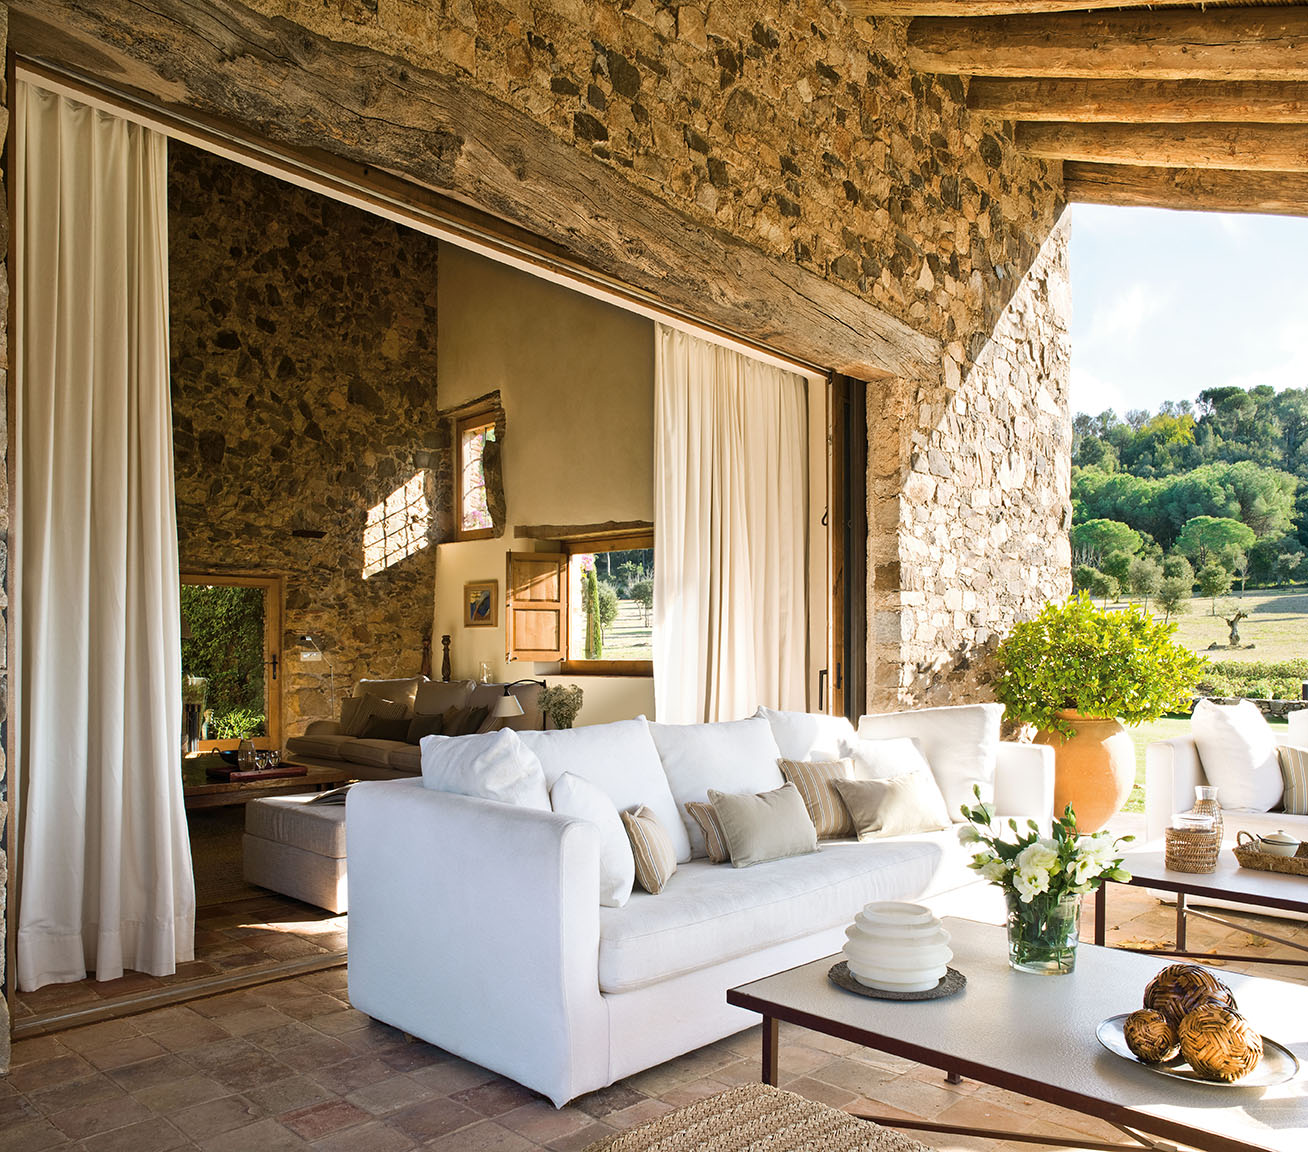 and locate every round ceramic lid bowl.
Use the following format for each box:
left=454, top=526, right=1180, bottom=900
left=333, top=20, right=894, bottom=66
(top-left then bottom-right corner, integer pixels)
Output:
left=855, top=902, right=937, bottom=928
left=847, top=963, right=947, bottom=993
left=843, top=938, right=953, bottom=970
left=1265, top=830, right=1299, bottom=845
